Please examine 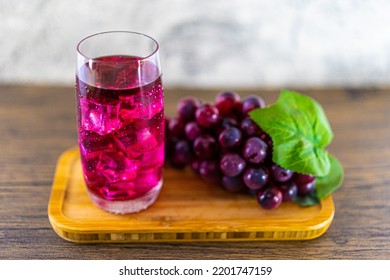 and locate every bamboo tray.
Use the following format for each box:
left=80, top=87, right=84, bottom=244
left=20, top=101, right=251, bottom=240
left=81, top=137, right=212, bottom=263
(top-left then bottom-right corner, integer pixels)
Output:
left=48, top=147, right=335, bottom=243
